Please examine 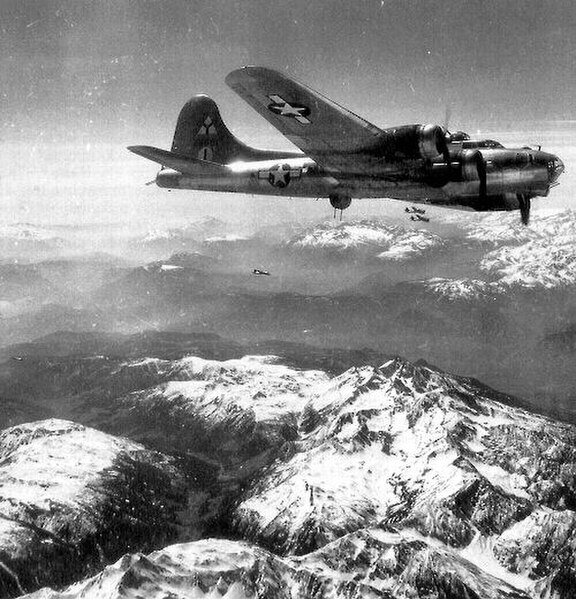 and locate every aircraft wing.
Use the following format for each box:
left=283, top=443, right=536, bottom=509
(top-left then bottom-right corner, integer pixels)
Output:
left=225, top=67, right=383, bottom=174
